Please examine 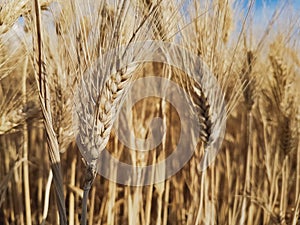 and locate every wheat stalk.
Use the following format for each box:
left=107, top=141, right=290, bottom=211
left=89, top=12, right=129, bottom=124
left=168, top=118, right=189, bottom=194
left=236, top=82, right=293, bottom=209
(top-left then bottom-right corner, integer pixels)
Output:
left=32, top=0, right=67, bottom=224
